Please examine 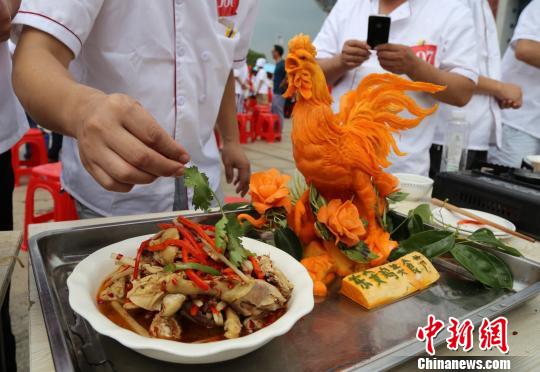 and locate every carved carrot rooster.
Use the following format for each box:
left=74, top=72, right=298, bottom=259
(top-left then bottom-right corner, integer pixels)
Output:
left=284, top=34, right=445, bottom=266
